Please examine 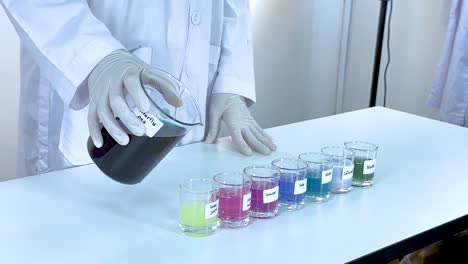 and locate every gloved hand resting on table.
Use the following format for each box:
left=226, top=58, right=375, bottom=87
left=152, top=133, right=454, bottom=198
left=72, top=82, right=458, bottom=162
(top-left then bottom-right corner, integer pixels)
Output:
left=88, top=49, right=182, bottom=148
left=205, top=93, right=277, bottom=155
